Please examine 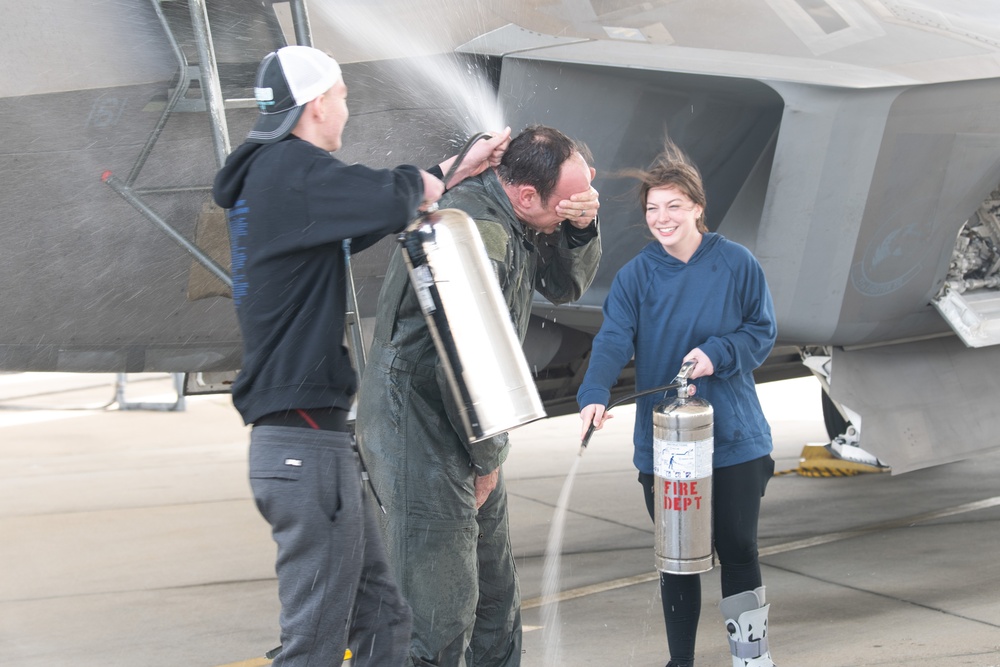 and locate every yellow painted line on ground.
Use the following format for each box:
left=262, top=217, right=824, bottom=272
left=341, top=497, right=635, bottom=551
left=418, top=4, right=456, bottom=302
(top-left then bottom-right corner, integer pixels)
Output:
left=213, top=649, right=353, bottom=667
left=522, top=495, right=1000, bottom=610
left=214, top=658, right=271, bottom=667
